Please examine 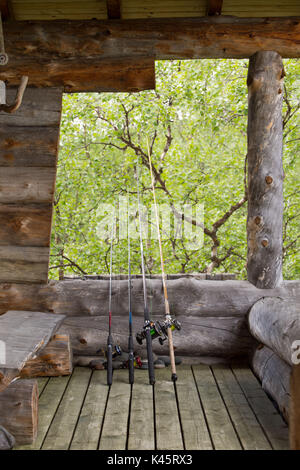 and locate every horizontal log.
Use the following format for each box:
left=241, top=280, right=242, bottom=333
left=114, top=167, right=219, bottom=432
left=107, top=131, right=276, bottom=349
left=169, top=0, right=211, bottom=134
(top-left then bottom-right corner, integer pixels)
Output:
left=21, top=334, right=73, bottom=378
left=59, top=314, right=255, bottom=358
left=0, top=246, right=50, bottom=283
left=0, top=17, right=299, bottom=91
left=0, top=204, right=52, bottom=247
left=7, top=57, right=155, bottom=93
left=0, top=127, right=59, bottom=167
left=0, top=379, right=38, bottom=445
left=248, top=297, right=300, bottom=366
left=0, top=167, right=56, bottom=203
left=251, top=345, right=291, bottom=422
left=0, top=88, right=62, bottom=127
left=0, top=279, right=299, bottom=316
